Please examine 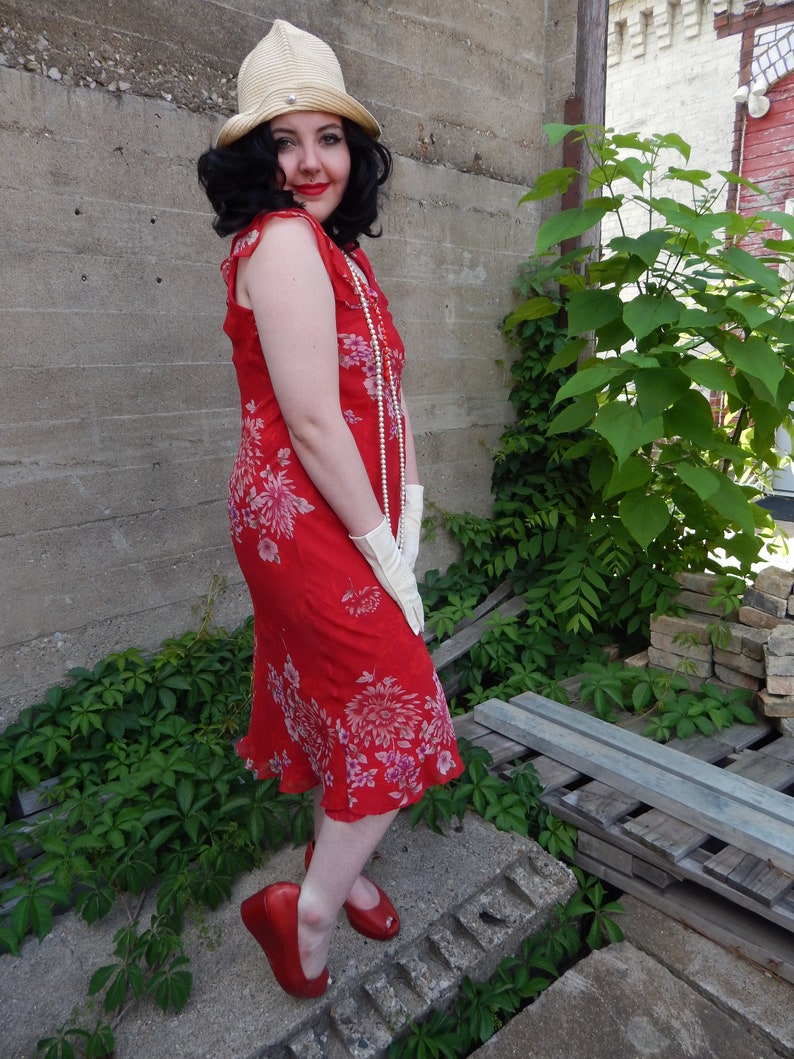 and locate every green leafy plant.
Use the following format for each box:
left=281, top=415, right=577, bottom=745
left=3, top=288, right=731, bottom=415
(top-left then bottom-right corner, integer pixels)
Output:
left=576, top=659, right=756, bottom=741
left=0, top=609, right=318, bottom=1058
left=389, top=882, right=621, bottom=1058
left=519, top=124, right=794, bottom=576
